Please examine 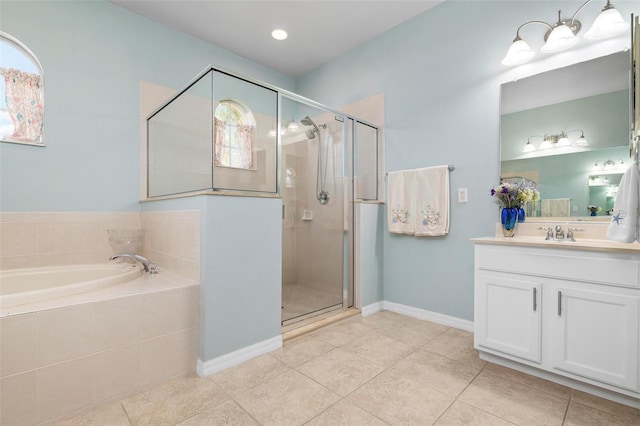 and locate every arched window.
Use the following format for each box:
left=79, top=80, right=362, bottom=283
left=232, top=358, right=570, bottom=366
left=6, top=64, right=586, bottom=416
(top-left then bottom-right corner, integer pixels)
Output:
left=214, top=100, right=255, bottom=169
left=0, top=32, right=44, bottom=146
